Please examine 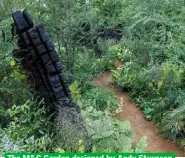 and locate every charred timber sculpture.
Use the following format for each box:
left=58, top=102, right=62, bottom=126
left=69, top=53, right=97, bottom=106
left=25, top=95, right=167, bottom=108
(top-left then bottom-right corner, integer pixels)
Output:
left=11, top=9, right=91, bottom=152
